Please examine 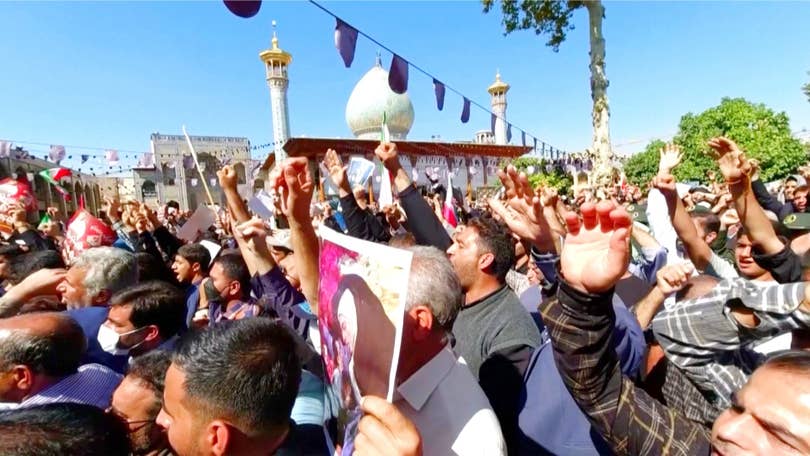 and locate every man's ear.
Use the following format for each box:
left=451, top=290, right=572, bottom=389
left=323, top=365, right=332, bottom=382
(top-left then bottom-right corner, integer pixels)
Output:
left=191, top=263, right=201, bottom=275
left=477, top=252, right=495, bottom=273
left=12, top=365, right=33, bottom=393
left=407, top=306, right=434, bottom=342
left=207, top=420, right=231, bottom=456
